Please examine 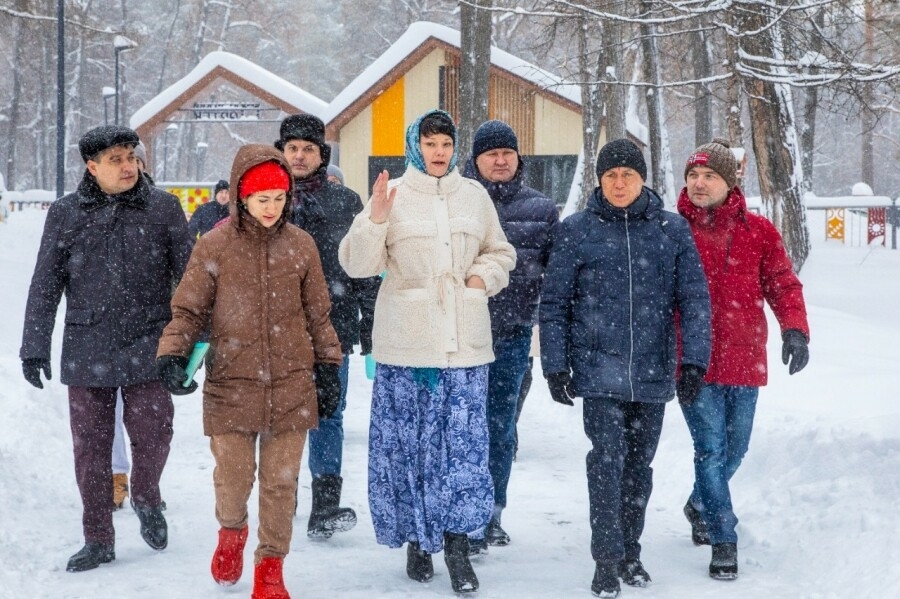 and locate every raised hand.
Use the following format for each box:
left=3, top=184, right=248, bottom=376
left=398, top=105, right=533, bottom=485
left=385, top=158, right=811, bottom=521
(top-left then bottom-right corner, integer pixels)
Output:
left=369, top=170, right=397, bottom=224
